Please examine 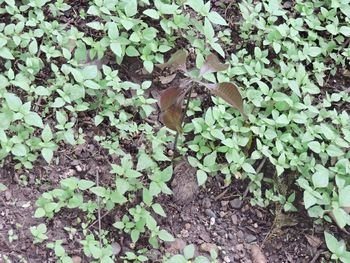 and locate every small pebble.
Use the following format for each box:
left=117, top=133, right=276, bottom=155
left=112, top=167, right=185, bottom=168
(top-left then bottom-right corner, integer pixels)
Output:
left=205, top=209, right=216, bottom=218
left=224, top=256, right=231, bottom=262
left=210, top=217, right=215, bottom=226
left=231, top=214, right=239, bottom=225
left=229, top=198, right=243, bottom=209
left=202, top=198, right=211, bottom=209
left=184, top=223, right=191, bottom=230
